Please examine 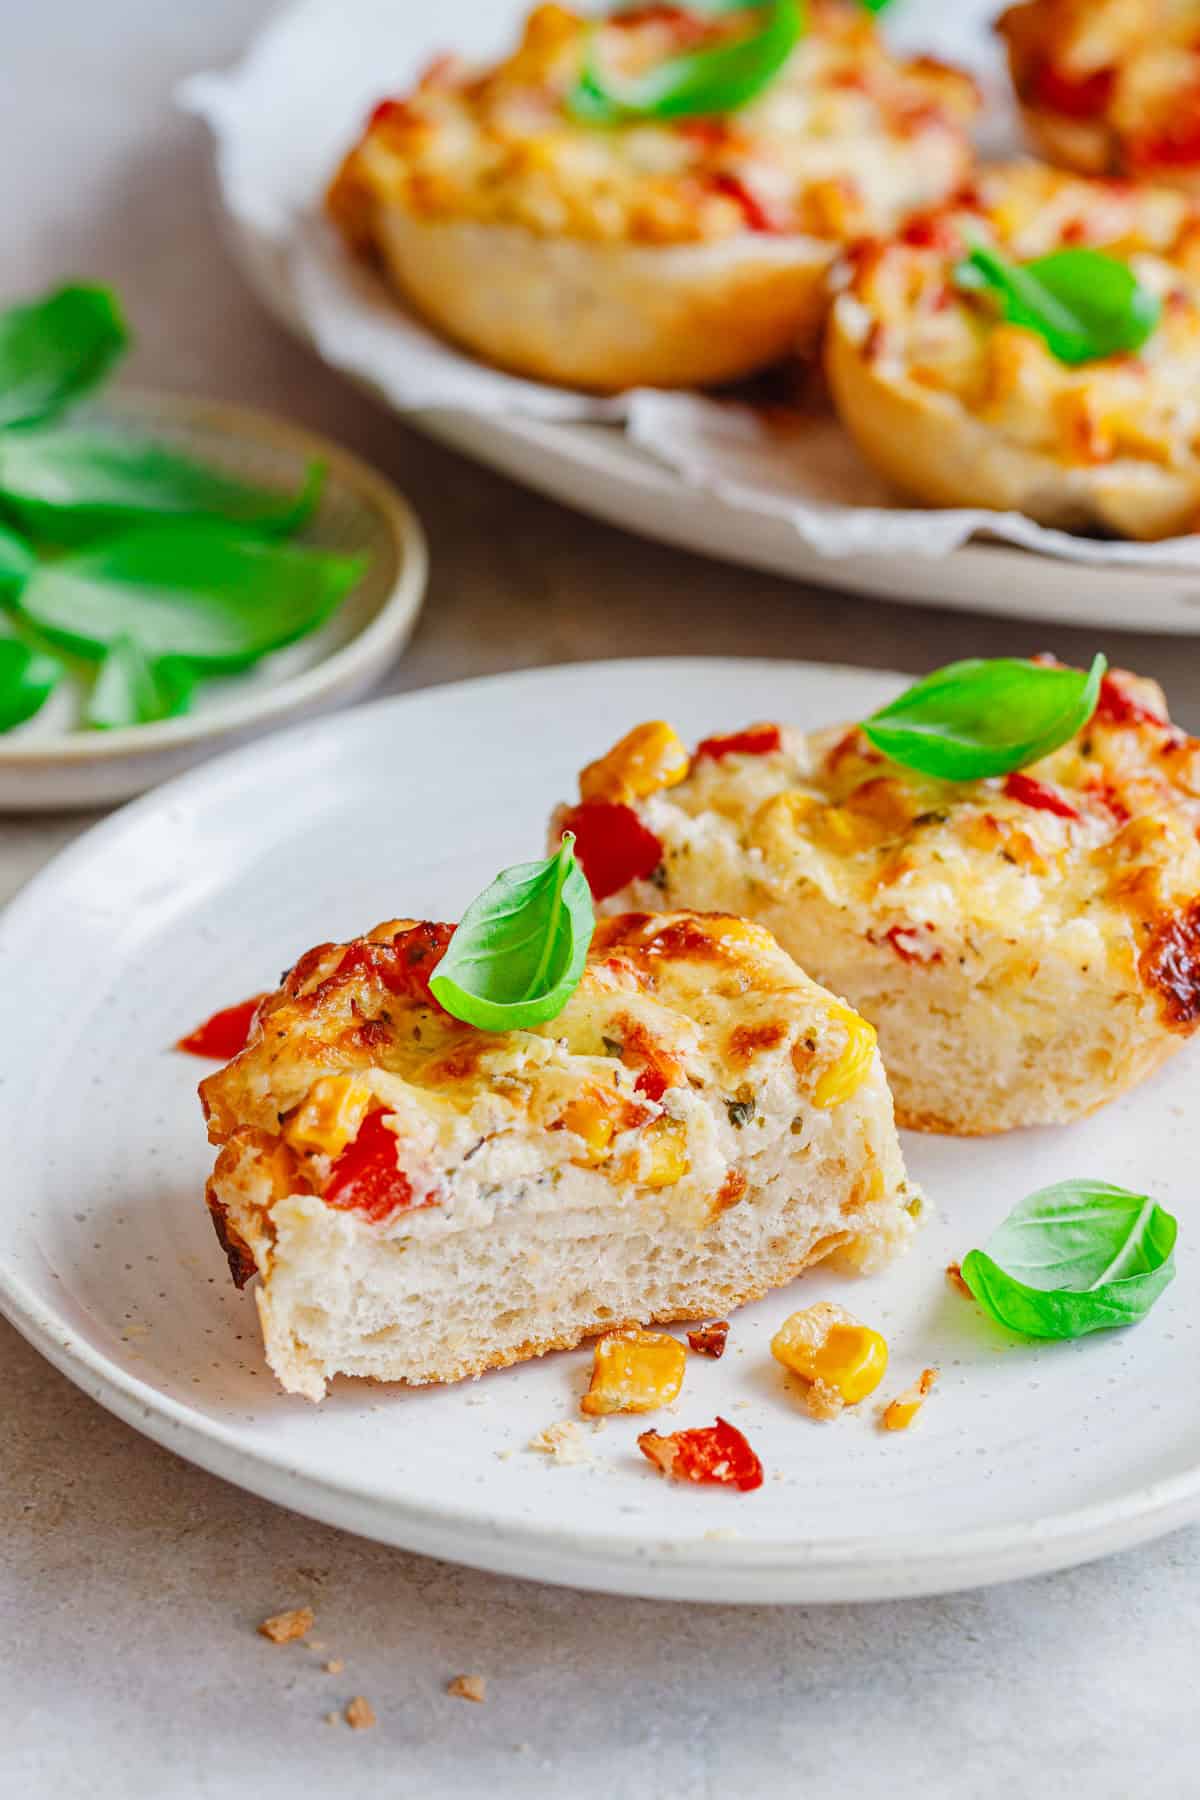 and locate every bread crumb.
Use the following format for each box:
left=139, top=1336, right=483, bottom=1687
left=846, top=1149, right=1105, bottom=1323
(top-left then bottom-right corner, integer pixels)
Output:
left=324, top=1659, right=344, bottom=1675
left=258, top=1606, right=314, bottom=1644
left=448, top=1673, right=487, bottom=1703
left=528, top=1420, right=594, bottom=1465
left=945, top=1262, right=972, bottom=1300
left=345, top=1696, right=377, bottom=1730
left=324, top=1711, right=341, bottom=1727
left=703, top=1527, right=739, bottom=1542
left=881, top=1368, right=938, bottom=1432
